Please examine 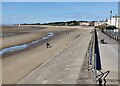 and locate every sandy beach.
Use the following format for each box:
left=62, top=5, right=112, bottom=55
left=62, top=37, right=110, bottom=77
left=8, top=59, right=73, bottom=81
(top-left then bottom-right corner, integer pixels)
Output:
left=2, top=25, right=91, bottom=84
left=1, top=25, right=77, bottom=49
